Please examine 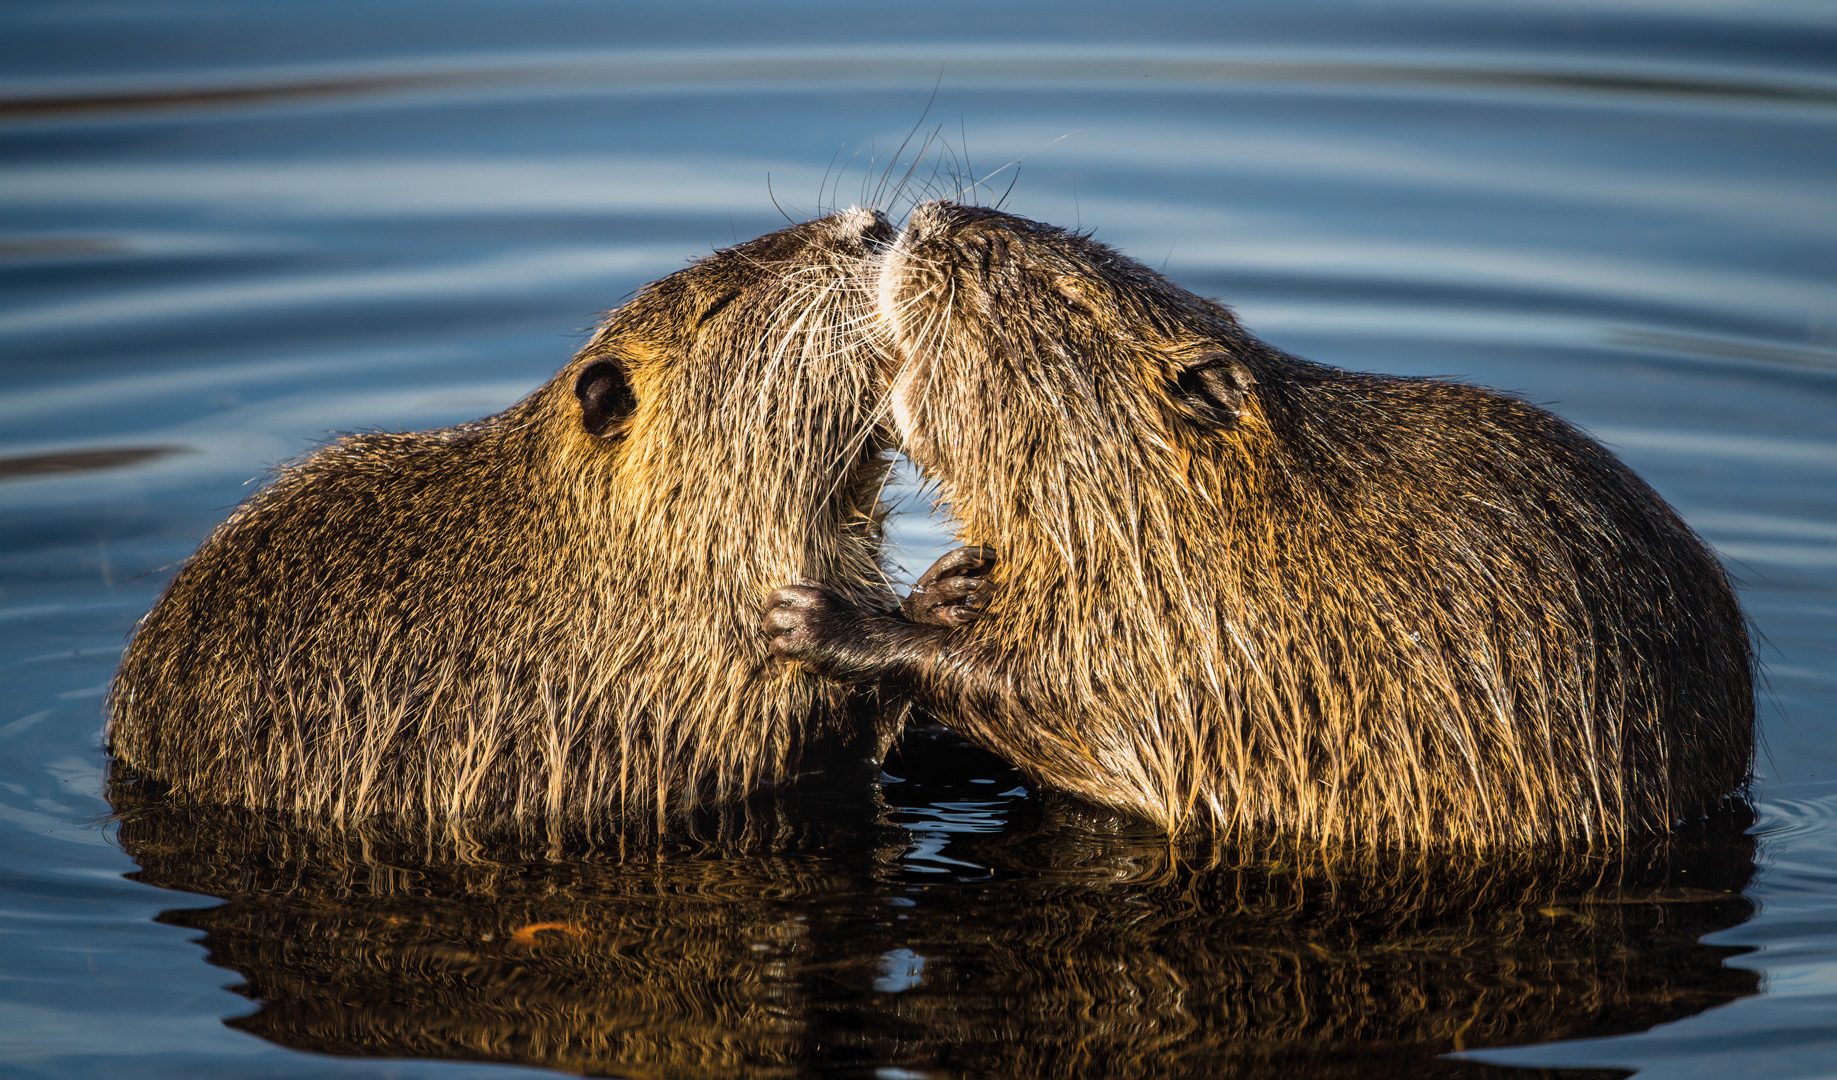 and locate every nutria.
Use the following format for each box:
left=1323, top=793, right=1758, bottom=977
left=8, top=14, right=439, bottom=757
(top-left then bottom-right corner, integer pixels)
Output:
left=766, top=201, right=1754, bottom=849
left=108, top=208, right=906, bottom=838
